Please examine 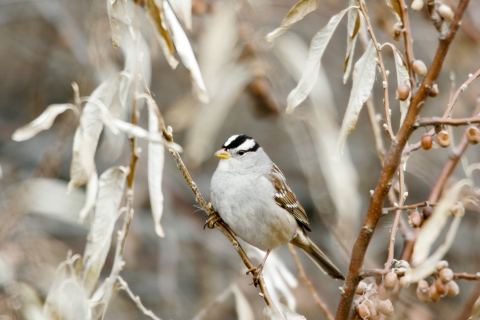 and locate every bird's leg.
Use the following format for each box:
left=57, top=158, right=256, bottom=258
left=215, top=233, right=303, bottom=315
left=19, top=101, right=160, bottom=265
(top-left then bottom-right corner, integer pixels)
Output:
left=246, top=249, right=271, bottom=286
left=204, top=212, right=222, bottom=229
